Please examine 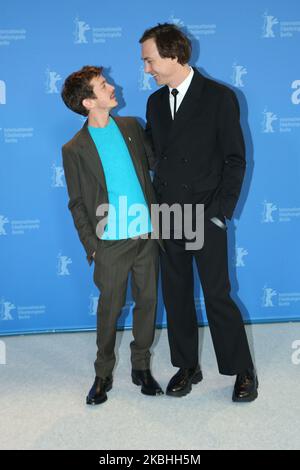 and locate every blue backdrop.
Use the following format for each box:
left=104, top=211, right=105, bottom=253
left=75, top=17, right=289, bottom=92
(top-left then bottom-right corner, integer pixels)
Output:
left=1, top=0, right=300, bottom=335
